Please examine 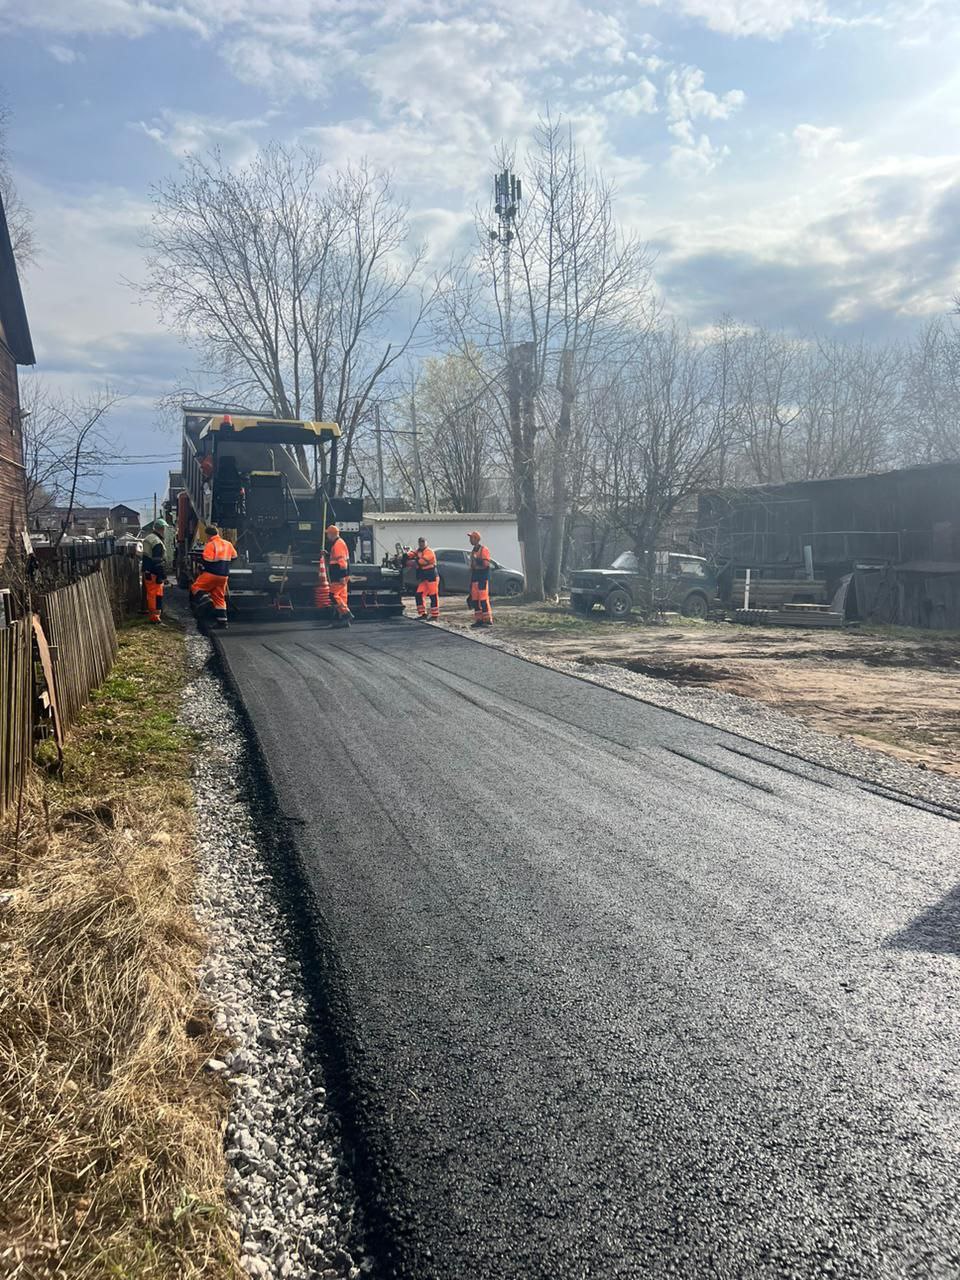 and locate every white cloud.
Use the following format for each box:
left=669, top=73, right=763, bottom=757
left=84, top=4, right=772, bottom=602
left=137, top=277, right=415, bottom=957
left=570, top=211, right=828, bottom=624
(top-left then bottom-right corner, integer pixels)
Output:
left=666, top=65, right=745, bottom=123
left=604, top=80, right=658, bottom=117
left=793, top=123, right=859, bottom=160
left=659, top=64, right=744, bottom=178
left=650, top=0, right=830, bottom=39
left=667, top=132, right=729, bottom=178
left=46, top=42, right=81, bottom=63
left=136, top=108, right=276, bottom=161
